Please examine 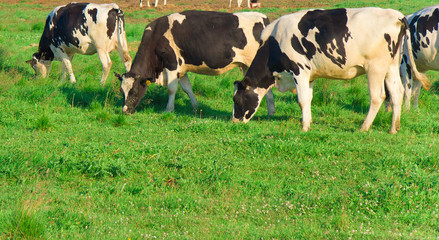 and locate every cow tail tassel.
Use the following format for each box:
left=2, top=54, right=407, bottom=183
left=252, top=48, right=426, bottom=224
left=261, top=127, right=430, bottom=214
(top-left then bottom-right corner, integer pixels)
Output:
left=402, top=17, right=431, bottom=90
